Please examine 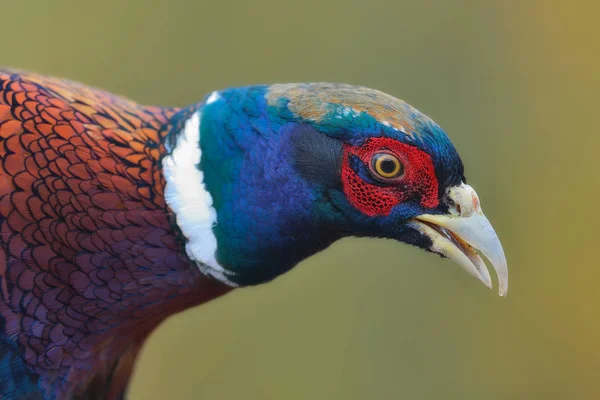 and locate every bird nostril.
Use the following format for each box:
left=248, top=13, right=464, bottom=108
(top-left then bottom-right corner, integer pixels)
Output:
left=456, top=204, right=462, bottom=215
